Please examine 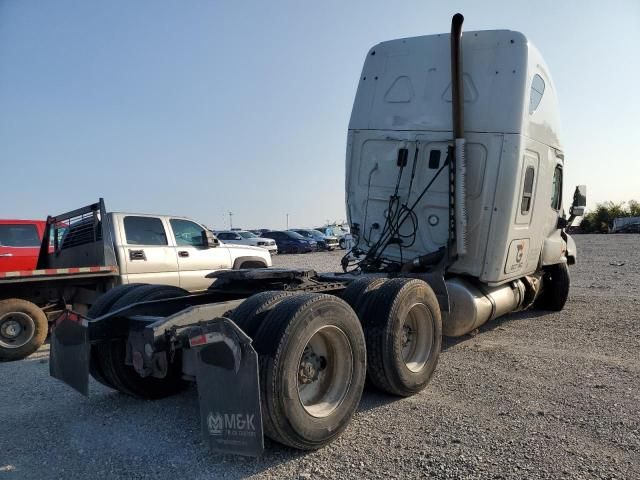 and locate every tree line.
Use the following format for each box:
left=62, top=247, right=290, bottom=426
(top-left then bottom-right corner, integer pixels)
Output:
left=578, top=200, right=640, bottom=233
